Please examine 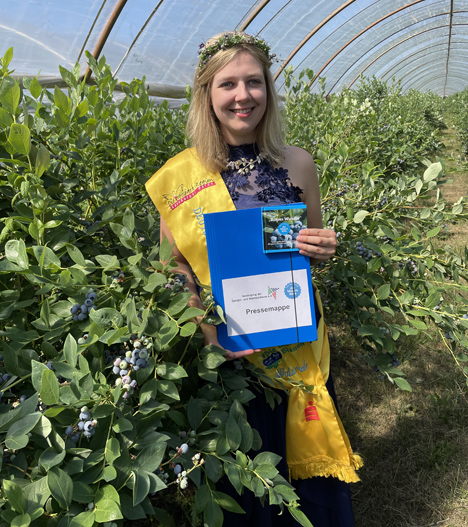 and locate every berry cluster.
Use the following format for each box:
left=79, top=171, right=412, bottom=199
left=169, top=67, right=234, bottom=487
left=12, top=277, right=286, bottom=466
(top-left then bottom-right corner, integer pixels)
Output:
left=111, top=335, right=151, bottom=399
left=112, top=270, right=125, bottom=284
left=70, top=289, right=97, bottom=321
left=65, top=406, right=98, bottom=442
left=355, top=242, right=382, bottom=261
left=398, top=259, right=418, bottom=276
left=165, top=273, right=189, bottom=291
